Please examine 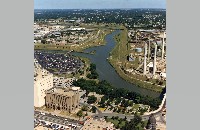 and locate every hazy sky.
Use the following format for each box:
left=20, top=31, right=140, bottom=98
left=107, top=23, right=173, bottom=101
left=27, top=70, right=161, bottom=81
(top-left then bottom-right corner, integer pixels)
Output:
left=34, top=0, right=166, bottom=9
